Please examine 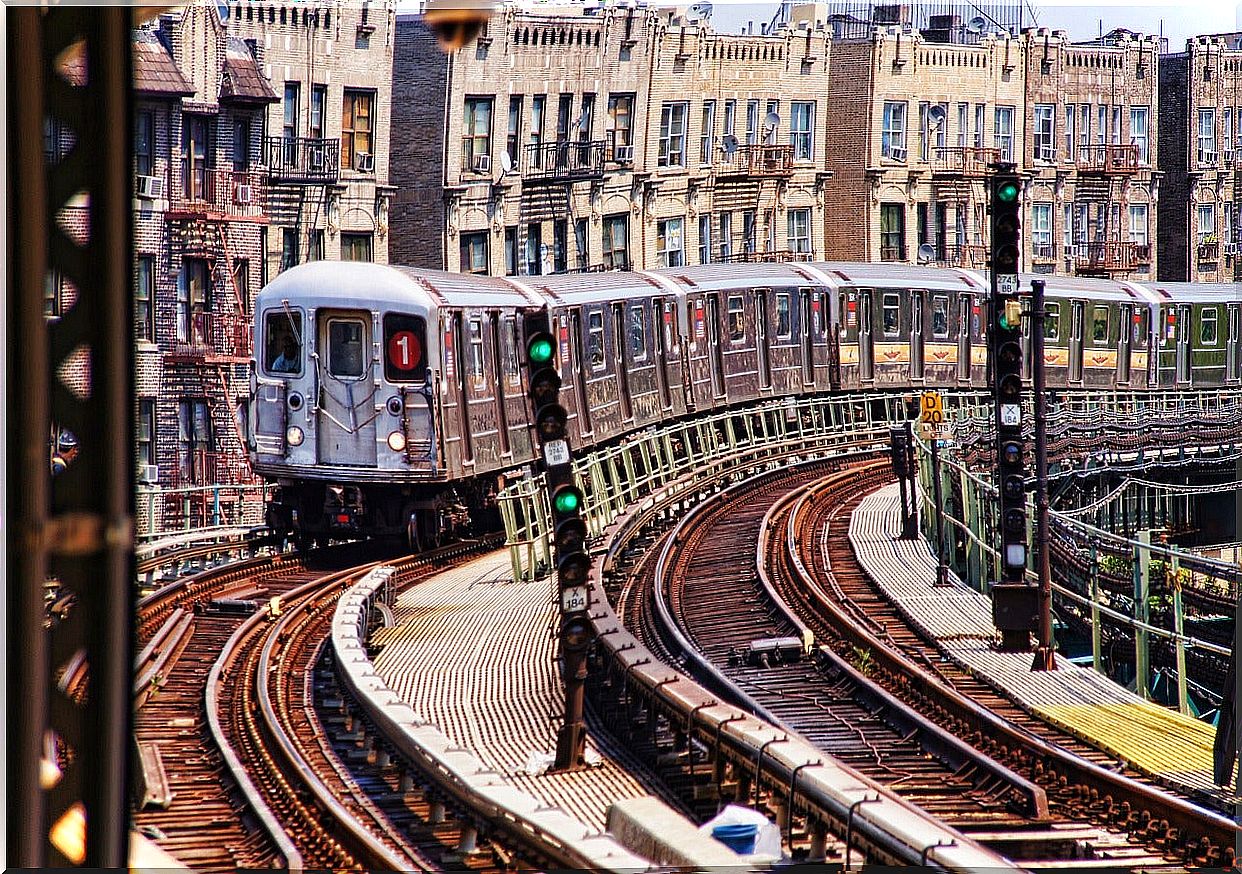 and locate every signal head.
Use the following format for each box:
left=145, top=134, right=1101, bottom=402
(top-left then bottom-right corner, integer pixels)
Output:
left=1002, top=474, right=1025, bottom=500
left=551, top=483, right=584, bottom=517
left=1000, top=440, right=1023, bottom=466
left=1003, top=507, right=1026, bottom=533
left=535, top=404, right=569, bottom=443
left=560, top=615, right=593, bottom=651
left=997, top=373, right=1022, bottom=402
left=529, top=366, right=562, bottom=409
left=995, top=179, right=1020, bottom=204
left=557, top=551, right=592, bottom=587
left=526, top=331, right=556, bottom=366
left=554, top=516, right=588, bottom=554
left=996, top=339, right=1022, bottom=369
